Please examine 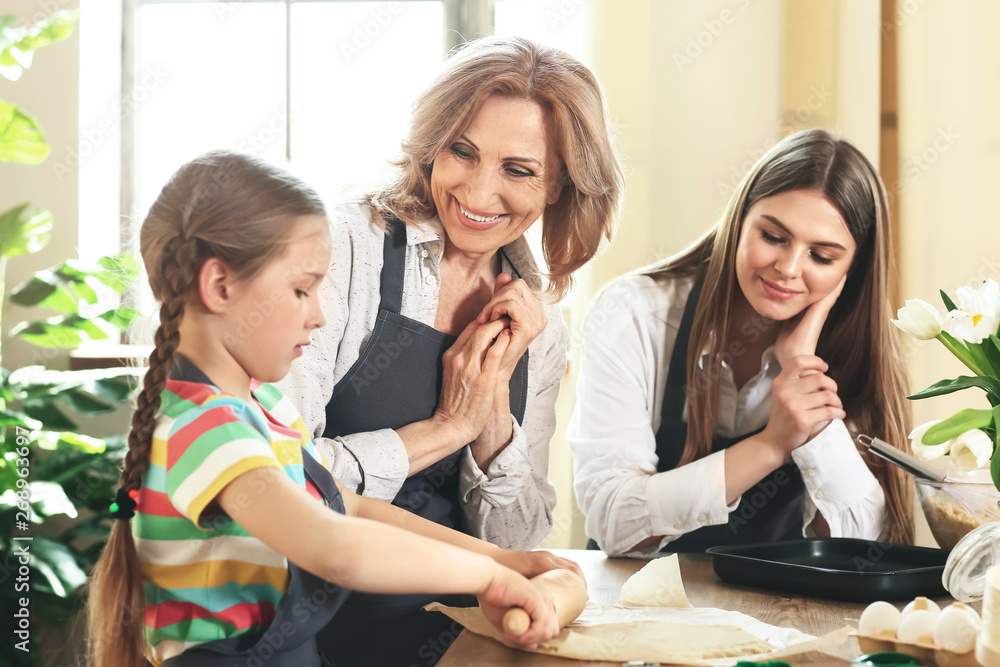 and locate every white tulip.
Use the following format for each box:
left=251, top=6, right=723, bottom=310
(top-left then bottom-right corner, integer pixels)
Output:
left=944, top=280, right=1000, bottom=344
left=908, top=420, right=952, bottom=460
left=949, top=429, right=995, bottom=471
left=893, top=299, right=943, bottom=340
